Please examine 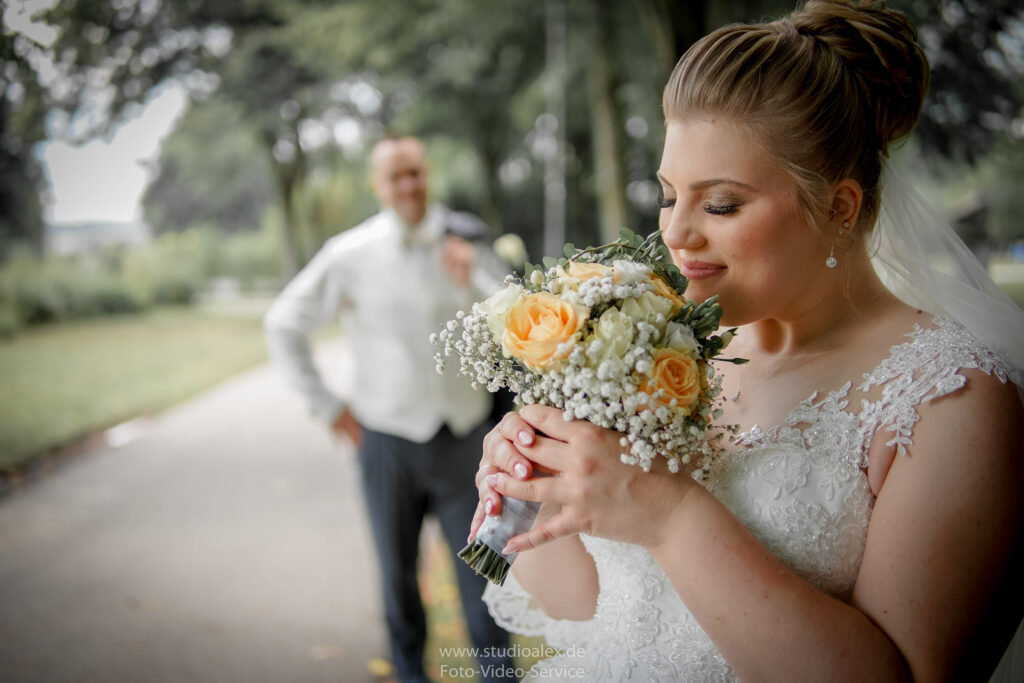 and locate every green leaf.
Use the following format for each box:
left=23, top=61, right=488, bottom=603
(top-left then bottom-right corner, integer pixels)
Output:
left=563, top=242, right=577, bottom=258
